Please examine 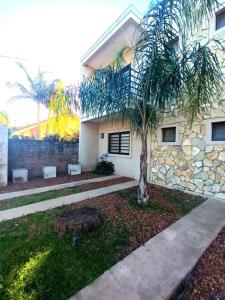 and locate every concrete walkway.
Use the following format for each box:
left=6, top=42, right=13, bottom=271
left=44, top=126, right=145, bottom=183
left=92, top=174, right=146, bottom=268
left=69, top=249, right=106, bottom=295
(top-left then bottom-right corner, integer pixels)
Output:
left=0, top=180, right=137, bottom=222
left=70, top=198, right=225, bottom=300
left=0, top=175, right=120, bottom=201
